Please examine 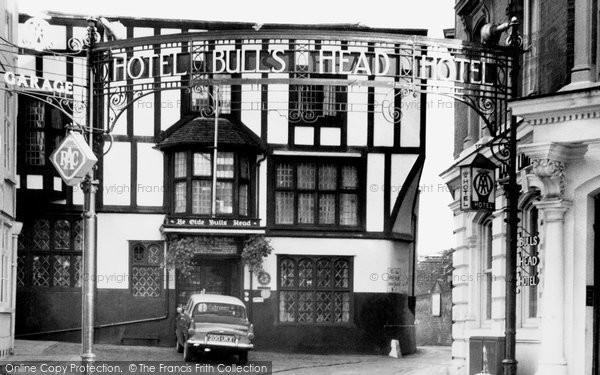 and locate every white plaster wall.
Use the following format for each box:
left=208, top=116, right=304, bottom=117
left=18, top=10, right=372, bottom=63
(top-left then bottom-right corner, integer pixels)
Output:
left=136, top=143, right=164, bottom=207
left=366, top=153, right=385, bottom=232
left=346, top=75, right=368, bottom=146
left=400, top=93, right=421, bottom=148
left=373, top=76, right=395, bottom=147
left=255, top=237, right=411, bottom=294
left=267, top=73, right=288, bottom=144
left=241, top=72, right=262, bottom=136
left=102, top=142, right=131, bottom=206
left=96, top=213, right=165, bottom=289
left=390, top=154, right=418, bottom=209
